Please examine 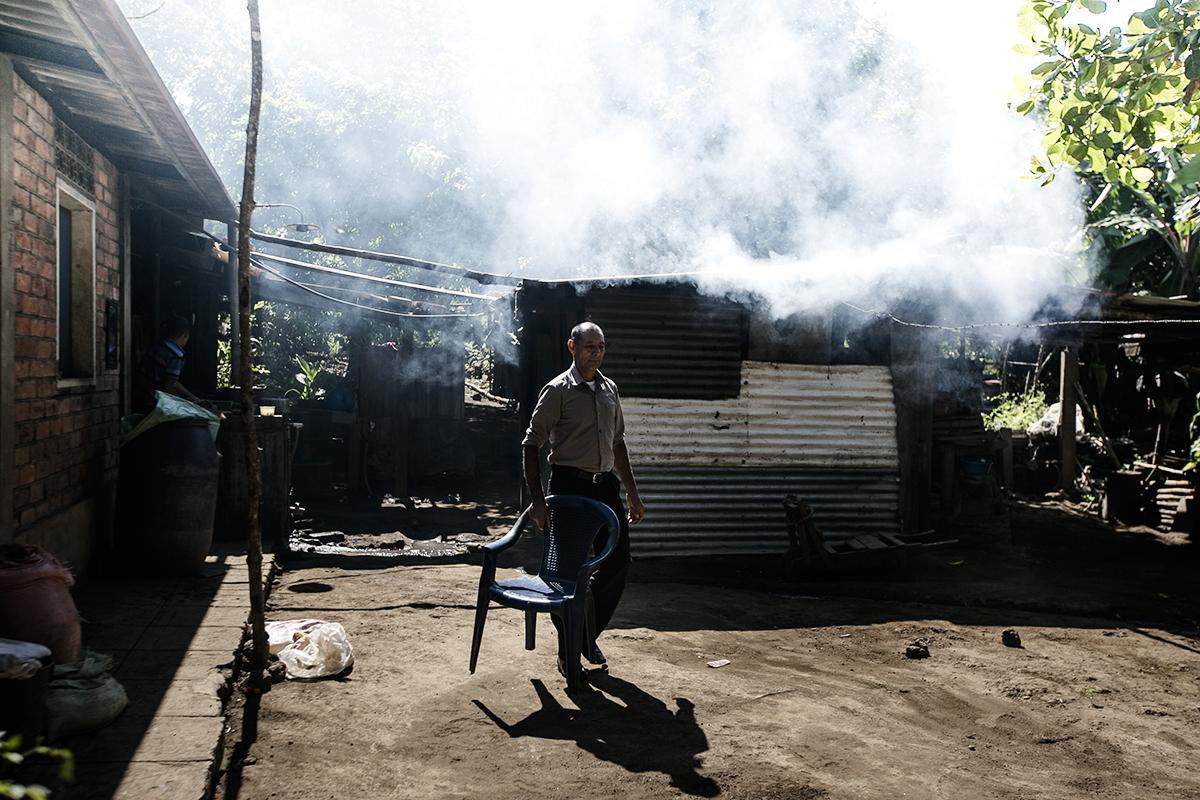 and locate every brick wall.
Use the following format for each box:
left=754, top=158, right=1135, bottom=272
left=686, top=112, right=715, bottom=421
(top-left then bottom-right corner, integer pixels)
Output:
left=10, top=73, right=121, bottom=532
